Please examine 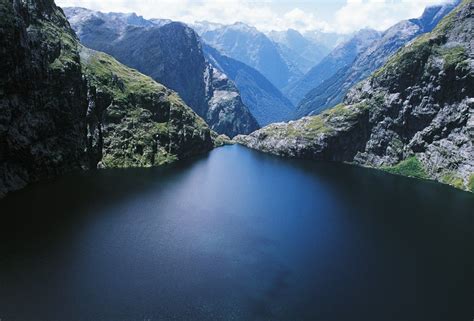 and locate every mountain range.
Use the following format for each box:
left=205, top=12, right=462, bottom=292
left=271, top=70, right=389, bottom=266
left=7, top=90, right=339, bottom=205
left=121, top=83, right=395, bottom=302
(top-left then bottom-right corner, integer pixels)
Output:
left=65, top=7, right=259, bottom=137
left=284, top=28, right=382, bottom=105
left=1, top=0, right=472, bottom=197
left=203, top=44, right=294, bottom=126
left=200, top=22, right=302, bottom=91
left=236, top=0, right=473, bottom=192
left=268, top=29, right=330, bottom=74
left=294, top=1, right=460, bottom=117
left=0, top=0, right=224, bottom=197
